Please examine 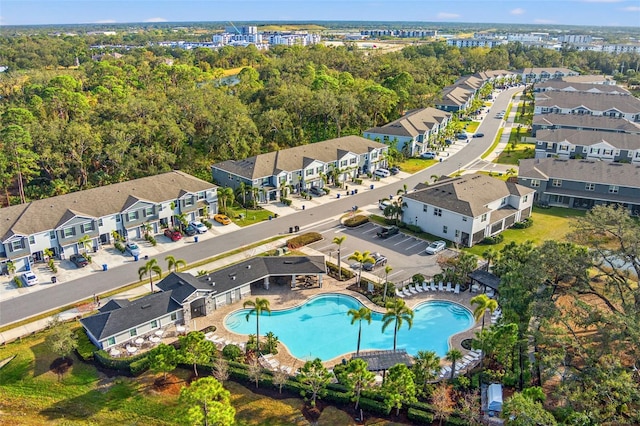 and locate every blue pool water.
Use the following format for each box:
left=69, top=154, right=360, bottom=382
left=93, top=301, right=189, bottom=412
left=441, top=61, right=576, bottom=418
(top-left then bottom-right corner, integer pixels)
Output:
left=224, top=294, right=474, bottom=361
